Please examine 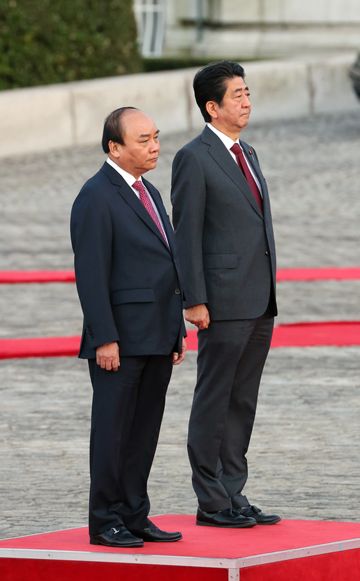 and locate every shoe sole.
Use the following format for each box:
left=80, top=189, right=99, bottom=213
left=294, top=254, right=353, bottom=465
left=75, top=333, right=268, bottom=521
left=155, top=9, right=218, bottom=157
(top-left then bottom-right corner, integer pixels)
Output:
left=196, top=520, right=256, bottom=528
left=255, top=518, right=282, bottom=525
left=140, top=536, right=182, bottom=542
left=90, top=538, right=144, bottom=548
